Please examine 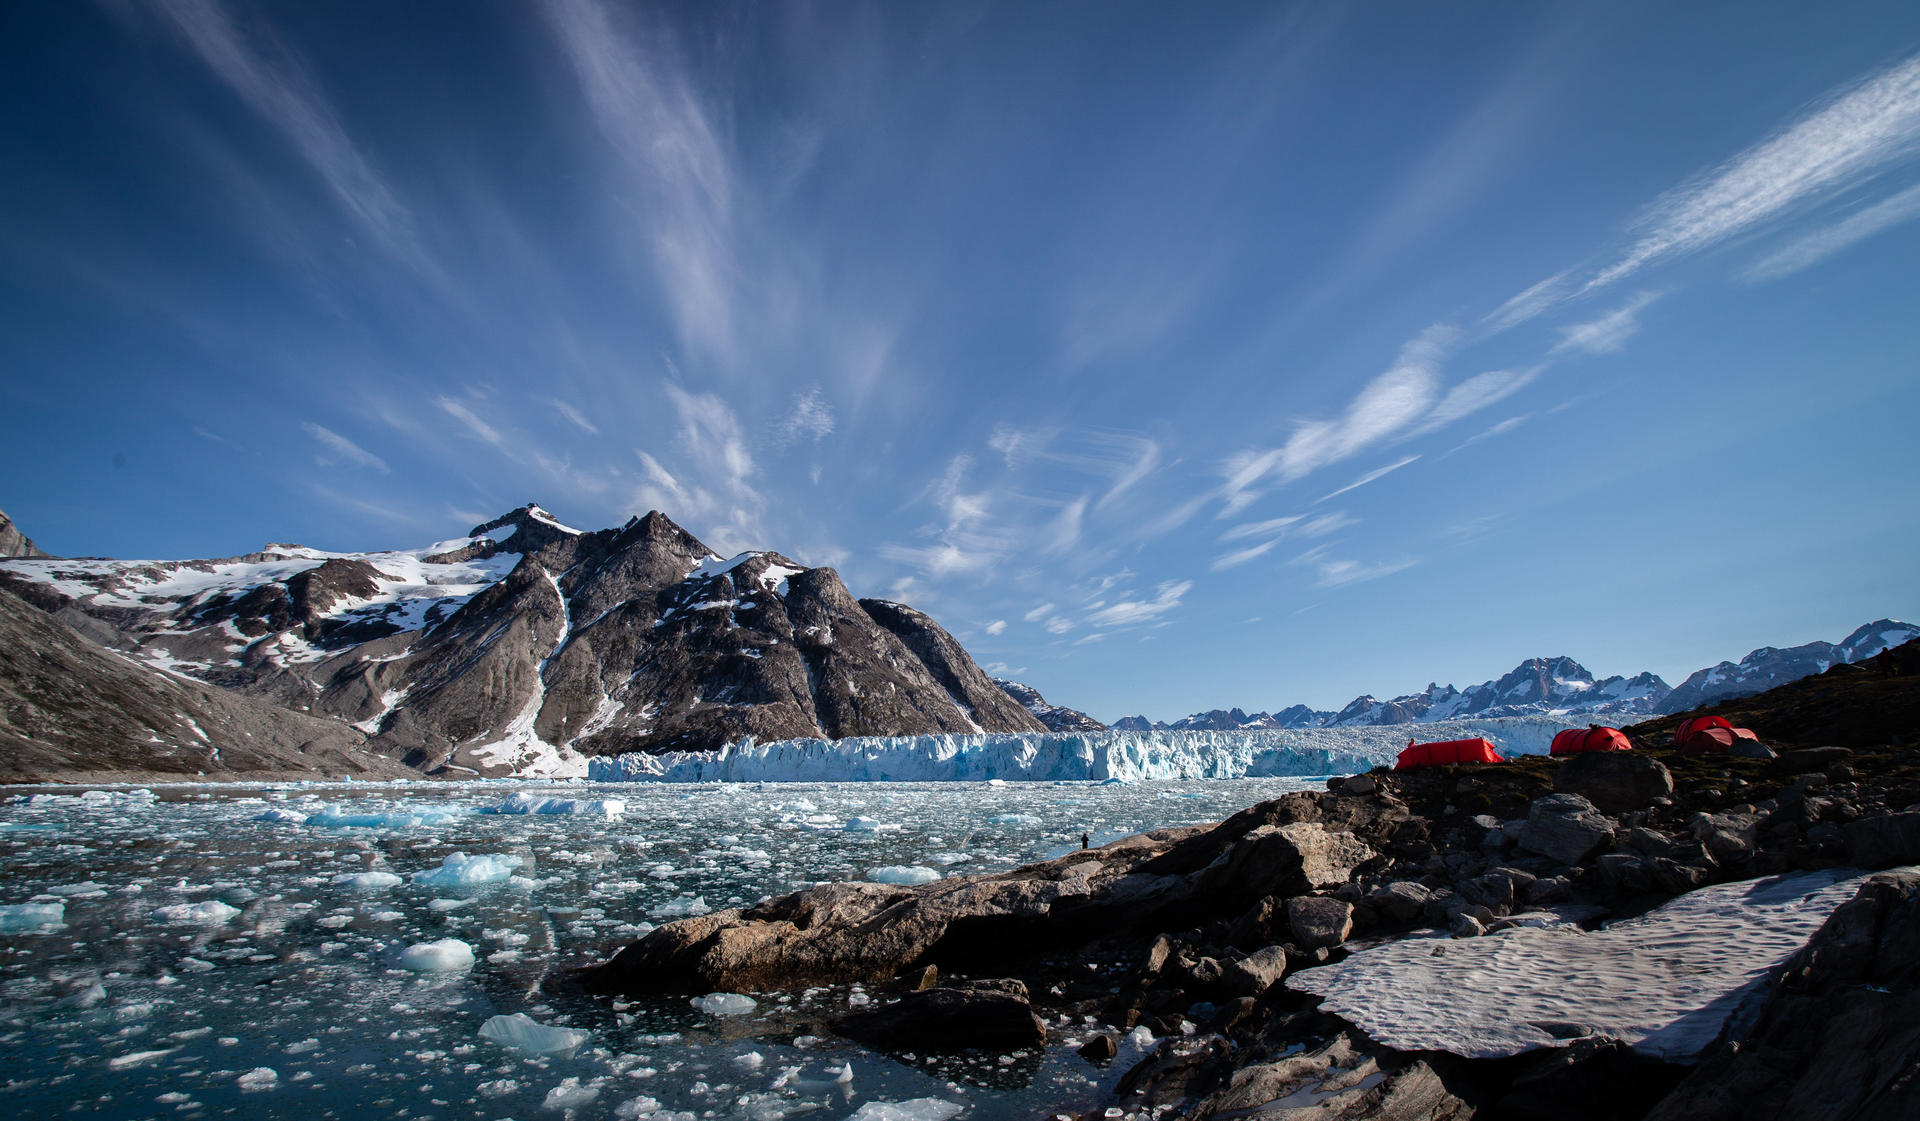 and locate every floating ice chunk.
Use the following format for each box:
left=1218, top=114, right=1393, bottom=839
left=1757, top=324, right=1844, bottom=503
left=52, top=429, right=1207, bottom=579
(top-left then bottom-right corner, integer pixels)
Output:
left=411, top=853, right=524, bottom=887
left=689, top=993, right=756, bottom=1017
left=988, top=813, right=1040, bottom=826
left=397, top=939, right=475, bottom=972
left=304, top=804, right=464, bottom=829
left=427, top=898, right=471, bottom=912
left=47, top=881, right=109, bottom=898
left=928, top=853, right=973, bottom=866
left=732, top=1051, right=764, bottom=1069
left=865, top=866, right=941, bottom=886
left=542, top=1077, right=600, bottom=1110
left=253, top=808, right=309, bottom=823
left=844, top=816, right=882, bottom=831
left=0, top=902, right=66, bottom=931
left=479, top=1013, right=592, bottom=1057
left=177, top=957, right=215, bottom=973
left=653, top=895, right=709, bottom=918
left=613, top=1096, right=662, bottom=1119
left=108, top=1048, right=177, bottom=1070
left=333, top=871, right=403, bottom=890
left=1125, top=1025, right=1156, bottom=1051
left=846, top=1100, right=963, bottom=1121
left=236, top=1068, right=279, bottom=1092
left=149, top=900, right=240, bottom=925
left=481, top=793, right=625, bottom=818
